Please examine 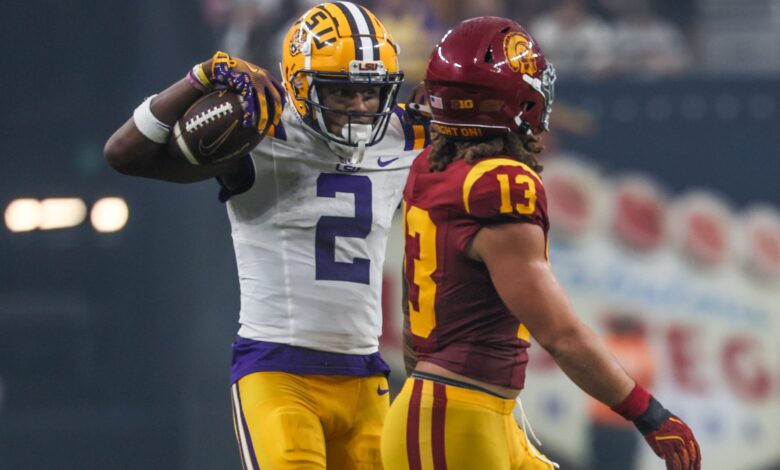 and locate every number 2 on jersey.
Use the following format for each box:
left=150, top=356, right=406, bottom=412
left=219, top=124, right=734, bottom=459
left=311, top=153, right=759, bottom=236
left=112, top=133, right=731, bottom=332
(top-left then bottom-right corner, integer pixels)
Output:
left=315, top=173, right=372, bottom=284
left=405, top=203, right=437, bottom=338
